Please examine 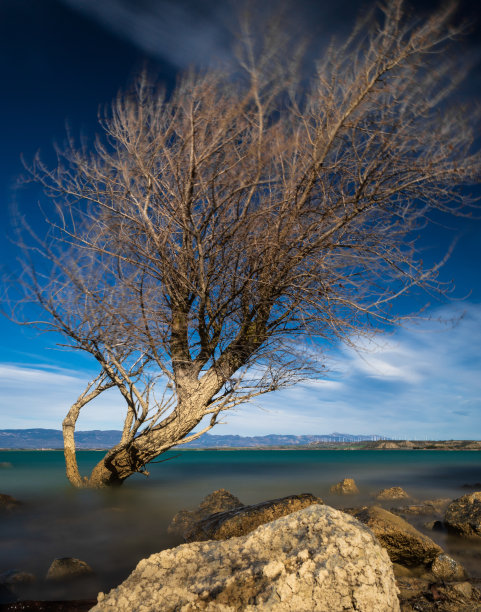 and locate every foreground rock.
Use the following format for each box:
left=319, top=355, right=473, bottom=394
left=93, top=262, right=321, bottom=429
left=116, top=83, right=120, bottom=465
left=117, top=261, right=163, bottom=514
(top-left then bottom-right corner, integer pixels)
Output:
left=46, top=557, right=94, bottom=581
left=185, top=493, right=323, bottom=542
left=330, top=477, right=359, bottom=495
left=375, top=487, right=410, bottom=501
left=397, top=577, right=481, bottom=611
left=344, top=506, right=443, bottom=566
left=444, top=492, right=481, bottom=538
left=92, top=505, right=400, bottom=612
left=168, top=488, right=243, bottom=538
